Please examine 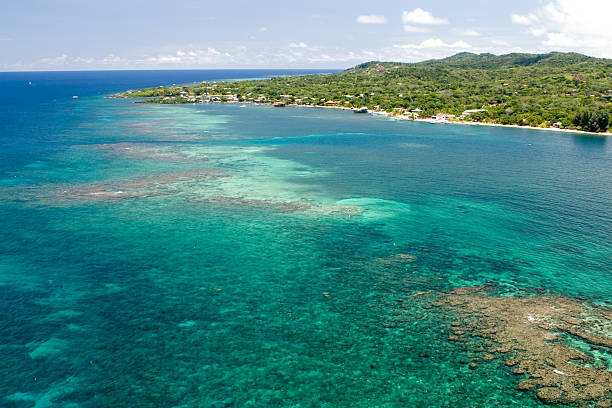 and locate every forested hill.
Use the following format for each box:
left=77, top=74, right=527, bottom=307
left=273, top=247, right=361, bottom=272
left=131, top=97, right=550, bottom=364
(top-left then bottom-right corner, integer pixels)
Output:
left=353, top=51, right=597, bottom=70
left=119, top=52, right=612, bottom=132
